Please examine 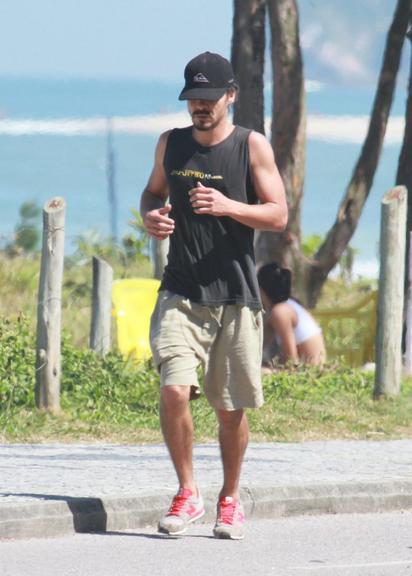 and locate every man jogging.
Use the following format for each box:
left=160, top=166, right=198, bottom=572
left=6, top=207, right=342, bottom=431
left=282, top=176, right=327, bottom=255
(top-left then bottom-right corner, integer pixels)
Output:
left=140, top=51, right=287, bottom=540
